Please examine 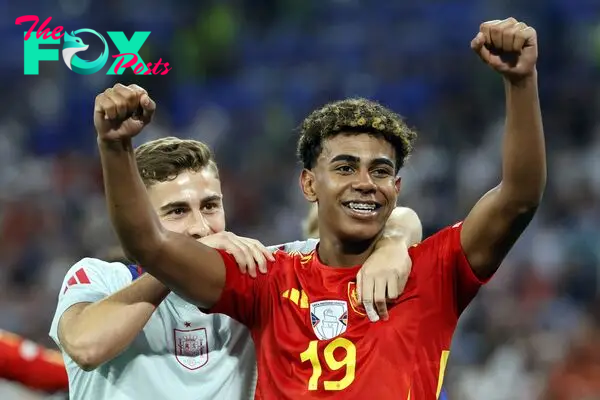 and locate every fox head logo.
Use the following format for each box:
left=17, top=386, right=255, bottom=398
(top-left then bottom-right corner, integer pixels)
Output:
left=62, top=29, right=108, bottom=75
